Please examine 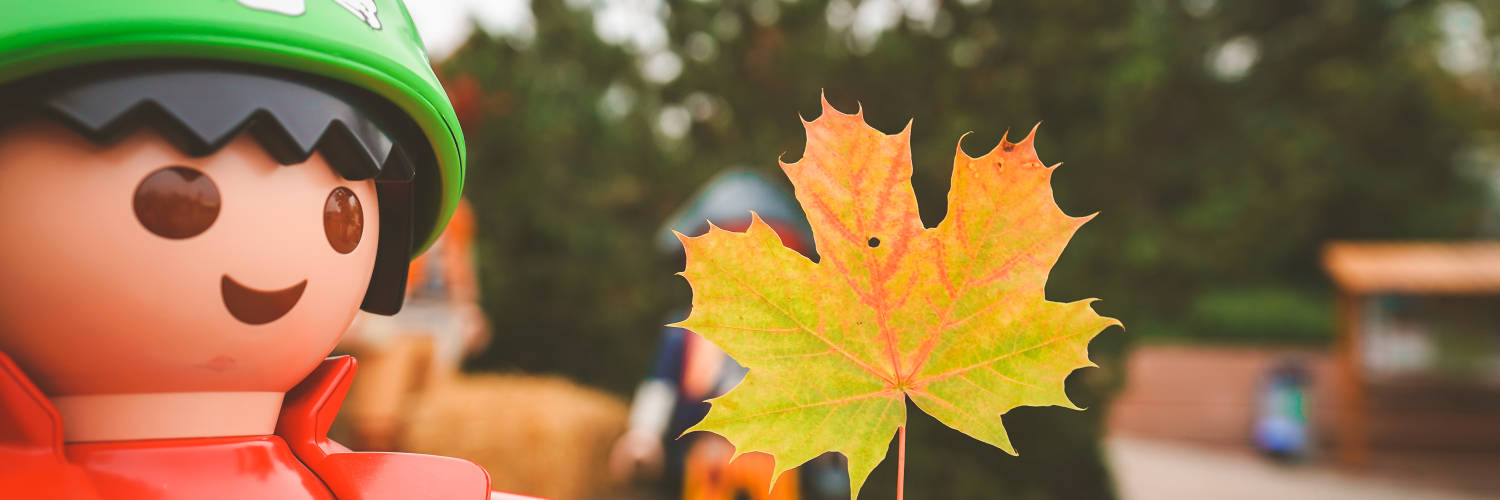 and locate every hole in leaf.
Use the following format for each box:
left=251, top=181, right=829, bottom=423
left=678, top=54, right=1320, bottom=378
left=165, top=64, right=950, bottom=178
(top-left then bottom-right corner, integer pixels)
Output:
left=868, top=237, right=880, bottom=248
